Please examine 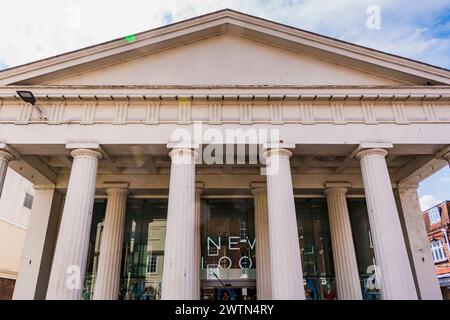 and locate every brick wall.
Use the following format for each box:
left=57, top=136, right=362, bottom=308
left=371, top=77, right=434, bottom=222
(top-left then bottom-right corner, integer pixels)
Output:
left=0, top=278, right=15, bottom=300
